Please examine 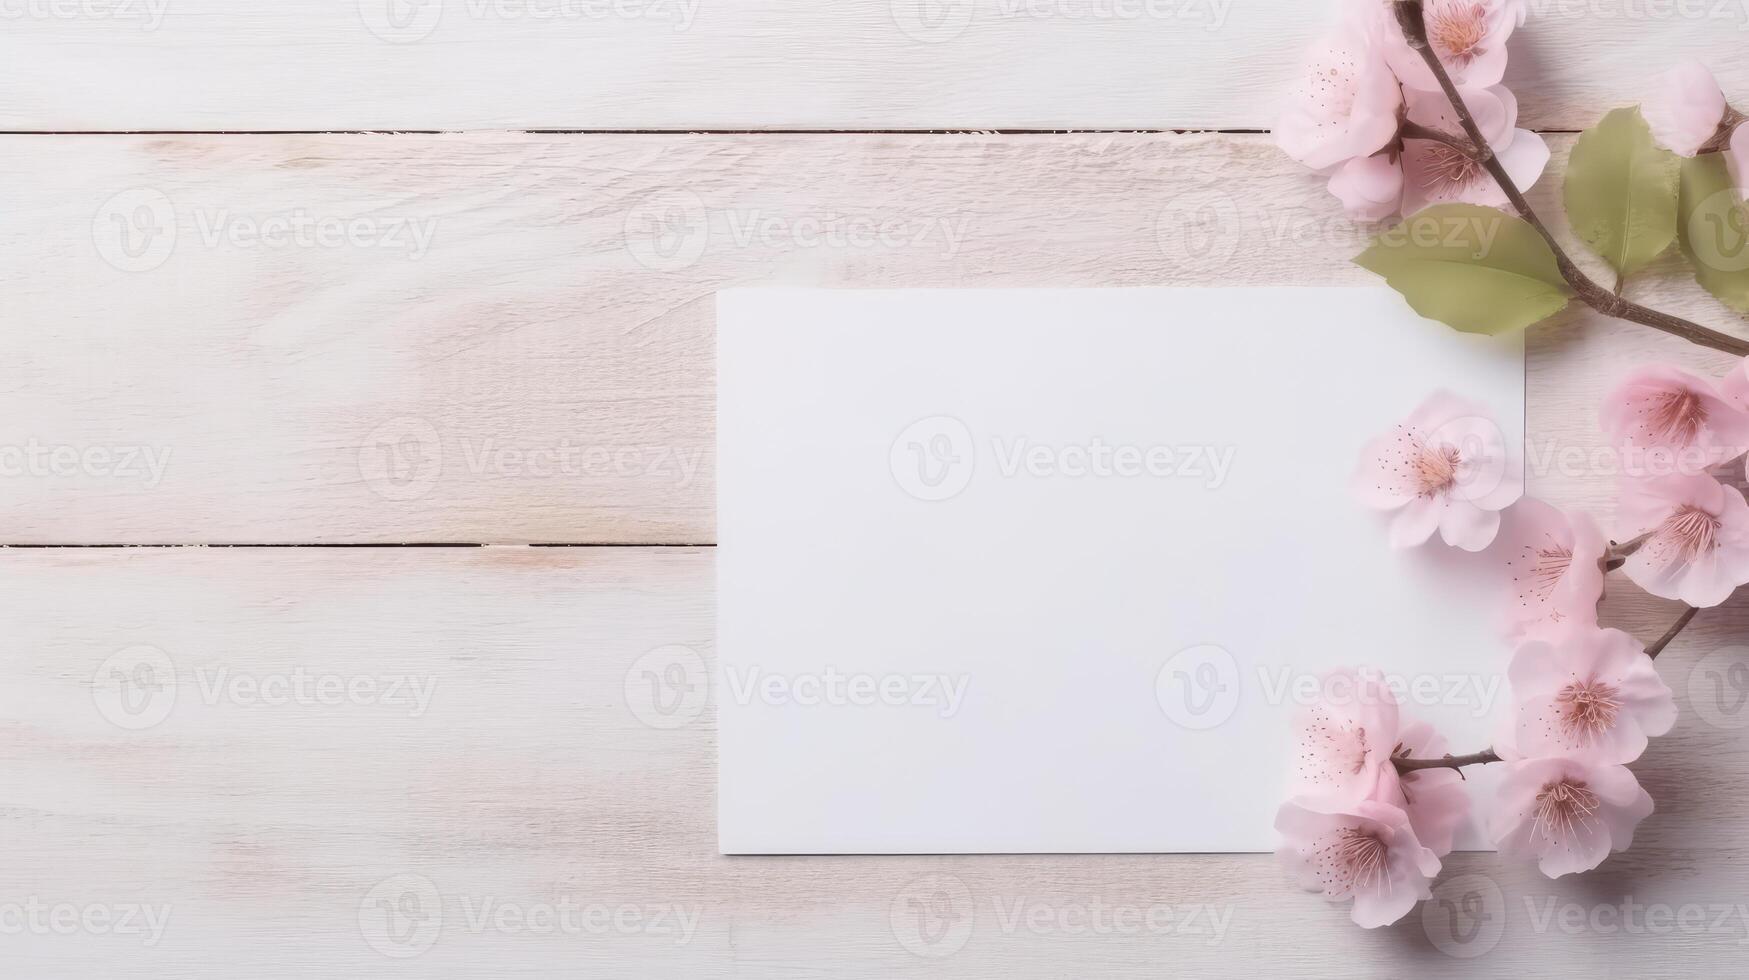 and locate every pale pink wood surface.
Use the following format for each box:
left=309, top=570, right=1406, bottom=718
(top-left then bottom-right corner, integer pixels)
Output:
left=2, top=547, right=1746, bottom=978
left=3, top=132, right=1743, bottom=543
